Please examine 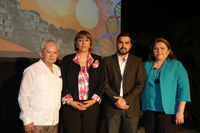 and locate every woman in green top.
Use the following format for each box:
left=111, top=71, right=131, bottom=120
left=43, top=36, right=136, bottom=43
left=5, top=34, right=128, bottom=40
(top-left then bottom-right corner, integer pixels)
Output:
left=141, top=38, right=191, bottom=133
